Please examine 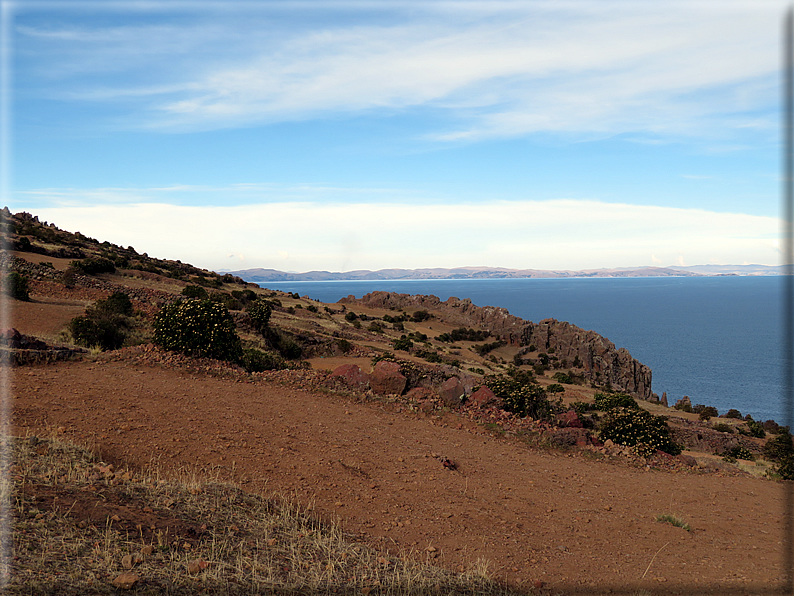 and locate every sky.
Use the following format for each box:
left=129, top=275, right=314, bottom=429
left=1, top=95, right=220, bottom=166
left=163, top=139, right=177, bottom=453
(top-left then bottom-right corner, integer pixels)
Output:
left=2, top=0, right=789, bottom=273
